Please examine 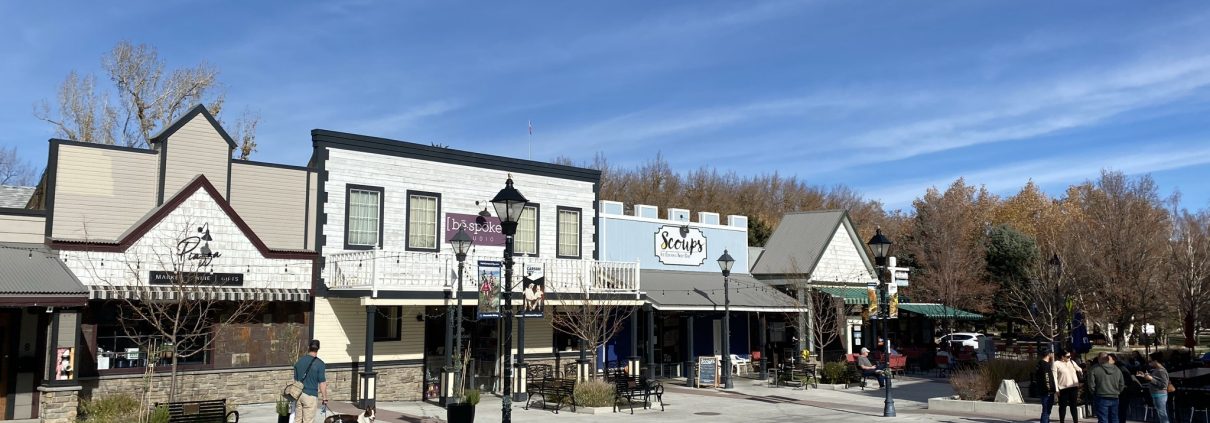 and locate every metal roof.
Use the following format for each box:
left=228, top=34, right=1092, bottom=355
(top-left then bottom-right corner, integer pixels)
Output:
left=898, top=303, right=983, bottom=320
left=816, top=286, right=872, bottom=305
left=0, top=242, right=88, bottom=302
left=751, top=210, right=849, bottom=275
left=0, top=185, right=35, bottom=208
left=641, top=269, right=803, bottom=312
